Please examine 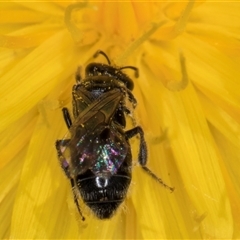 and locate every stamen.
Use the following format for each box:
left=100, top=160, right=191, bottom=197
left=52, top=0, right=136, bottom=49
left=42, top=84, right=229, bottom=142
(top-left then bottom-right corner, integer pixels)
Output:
left=116, top=21, right=166, bottom=65
left=166, top=51, right=189, bottom=91
left=116, top=0, right=195, bottom=64
left=156, top=0, right=195, bottom=41
left=172, top=0, right=195, bottom=37
left=64, top=2, right=89, bottom=42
